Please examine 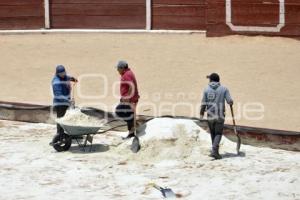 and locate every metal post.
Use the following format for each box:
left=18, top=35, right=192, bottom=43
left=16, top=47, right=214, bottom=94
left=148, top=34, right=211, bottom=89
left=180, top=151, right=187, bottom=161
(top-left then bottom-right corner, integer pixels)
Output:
left=146, top=0, right=152, bottom=30
left=44, top=0, right=50, bottom=29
